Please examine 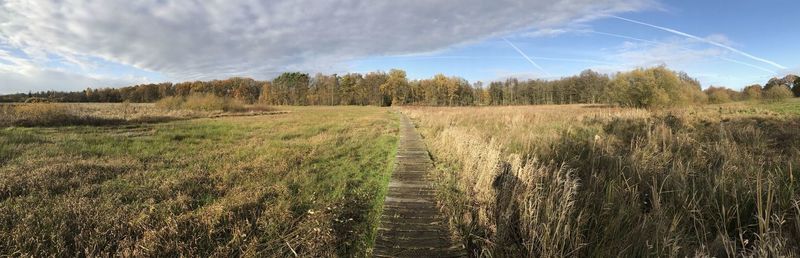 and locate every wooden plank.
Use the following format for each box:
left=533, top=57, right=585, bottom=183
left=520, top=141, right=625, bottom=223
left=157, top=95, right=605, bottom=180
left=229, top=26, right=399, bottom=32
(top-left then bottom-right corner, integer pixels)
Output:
left=374, top=114, right=466, bottom=257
